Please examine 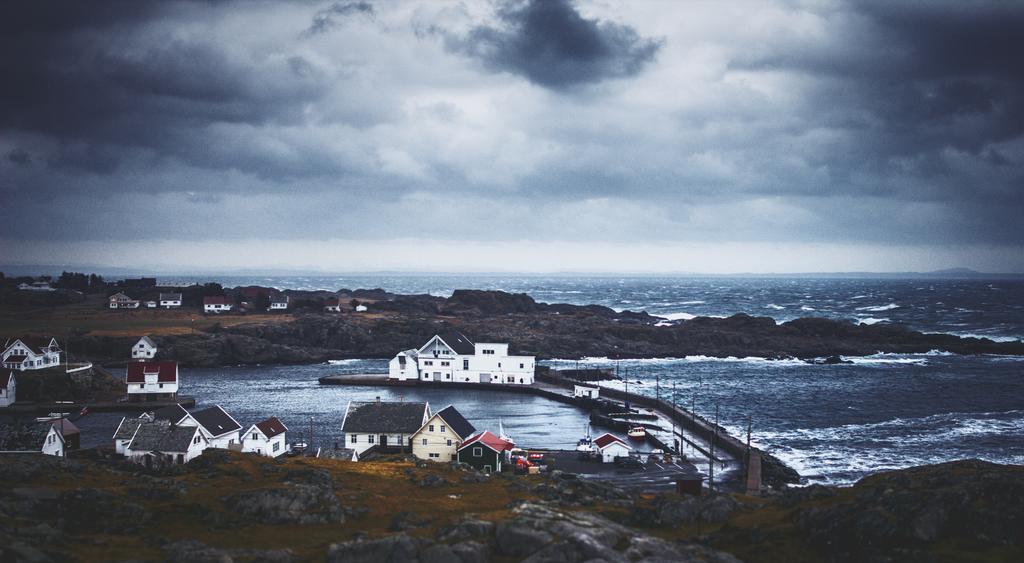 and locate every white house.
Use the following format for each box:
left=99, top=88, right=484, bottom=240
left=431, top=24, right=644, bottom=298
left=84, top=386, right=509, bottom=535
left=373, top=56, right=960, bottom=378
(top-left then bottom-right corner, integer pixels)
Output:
left=323, top=298, right=343, bottom=312
left=109, top=292, right=140, bottom=309
left=124, top=420, right=209, bottom=466
left=574, top=385, right=600, bottom=399
left=18, top=281, right=54, bottom=292
left=341, top=400, right=430, bottom=456
left=2, top=337, right=61, bottom=371
left=203, top=296, right=233, bottom=313
left=388, top=331, right=535, bottom=385
left=355, top=304, right=368, bottom=312
left=594, top=433, right=632, bottom=463
left=113, top=415, right=148, bottom=454
left=0, top=370, right=15, bottom=407
left=411, top=405, right=476, bottom=462
left=268, top=296, right=289, bottom=311
left=159, top=292, right=182, bottom=308
left=192, top=405, right=243, bottom=449
left=132, top=336, right=157, bottom=360
left=241, top=416, right=288, bottom=457
left=0, top=422, right=65, bottom=457
left=125, top=361, right=179, bottom=401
